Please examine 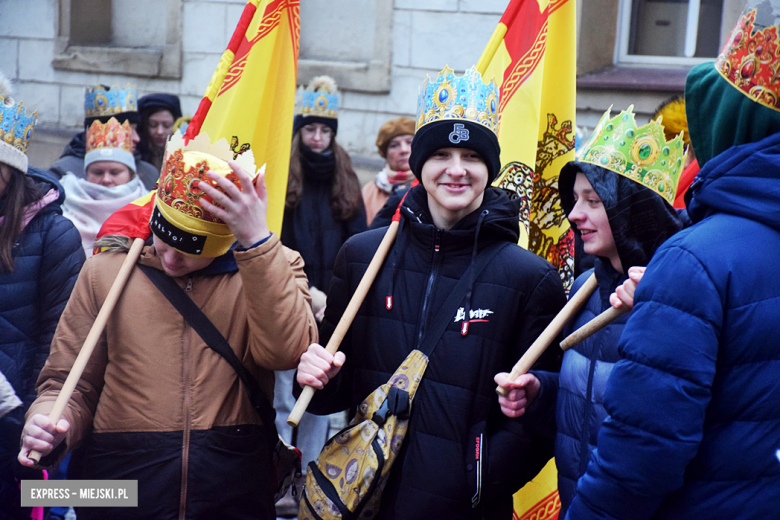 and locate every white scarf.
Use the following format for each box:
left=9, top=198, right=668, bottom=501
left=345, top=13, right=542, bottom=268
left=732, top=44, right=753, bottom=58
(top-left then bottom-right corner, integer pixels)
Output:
left=60, top=173, right=148, bottom=257
left=374, top=165, right=414, bottom=194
